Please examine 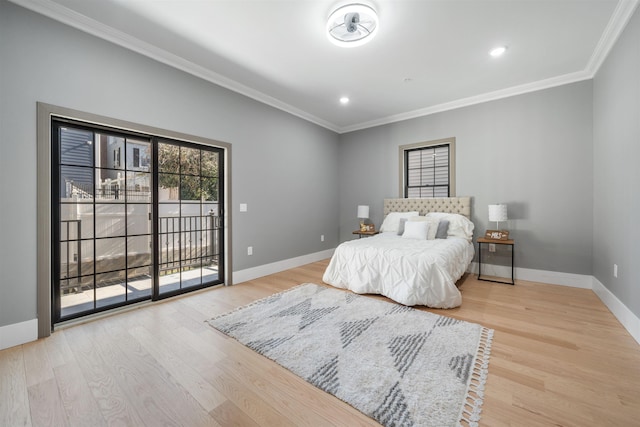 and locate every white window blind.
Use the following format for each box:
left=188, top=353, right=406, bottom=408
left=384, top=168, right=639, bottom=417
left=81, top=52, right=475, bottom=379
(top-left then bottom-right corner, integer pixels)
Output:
left=405, top=144, right=450, bottom=198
